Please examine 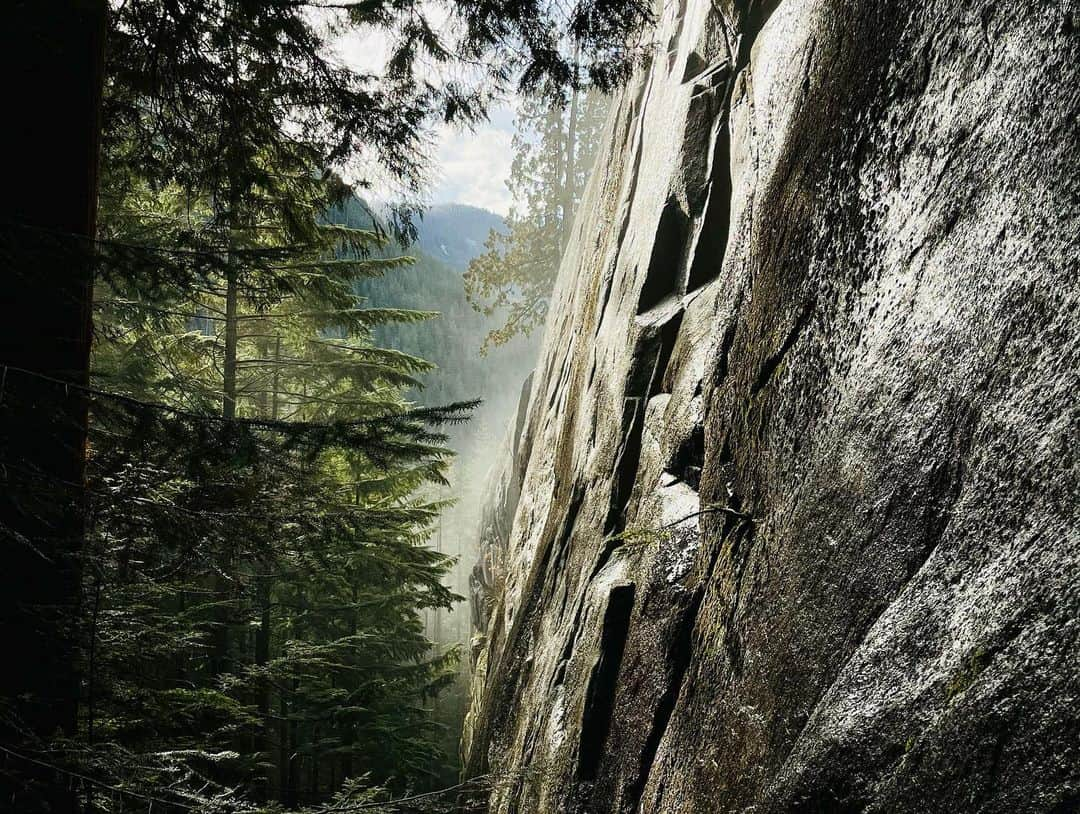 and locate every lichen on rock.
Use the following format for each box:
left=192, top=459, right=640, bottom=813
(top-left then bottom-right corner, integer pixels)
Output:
left=463, top=1, right=1080, bottom=811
